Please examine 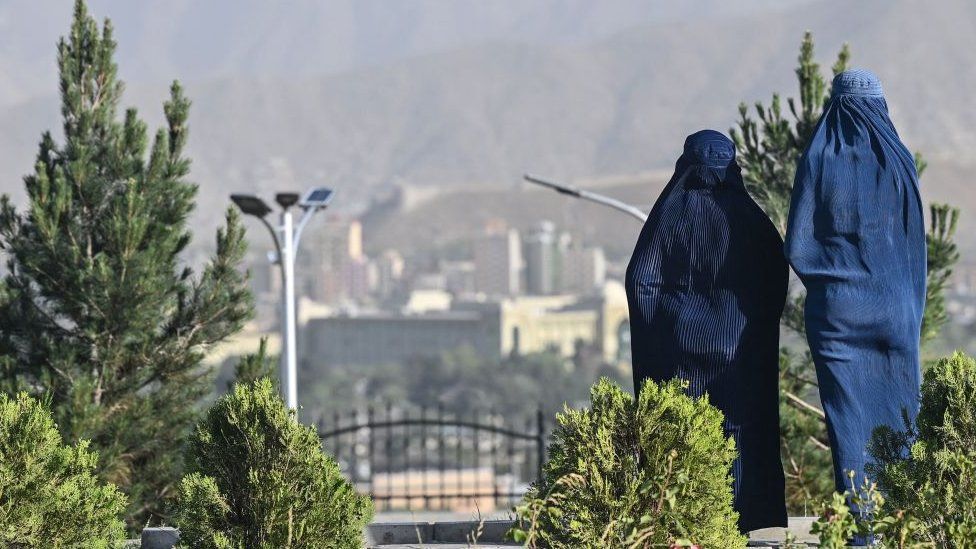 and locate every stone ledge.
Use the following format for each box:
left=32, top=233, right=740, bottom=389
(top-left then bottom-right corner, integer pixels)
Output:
left=372, top=545, right=516, bottom=548
left=364, top=519, right=522, bottom=546
left=123, top=516, right=819, bottom=547
left=366, top=517, right=818, bottom=547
